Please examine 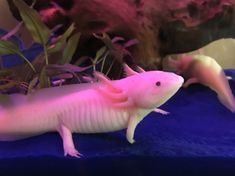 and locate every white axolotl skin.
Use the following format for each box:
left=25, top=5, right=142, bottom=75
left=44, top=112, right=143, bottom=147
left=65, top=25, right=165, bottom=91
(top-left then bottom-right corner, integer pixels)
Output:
left=0, top=64, right=183, bottom=157
left=168, top=54, right=235, bottom=112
